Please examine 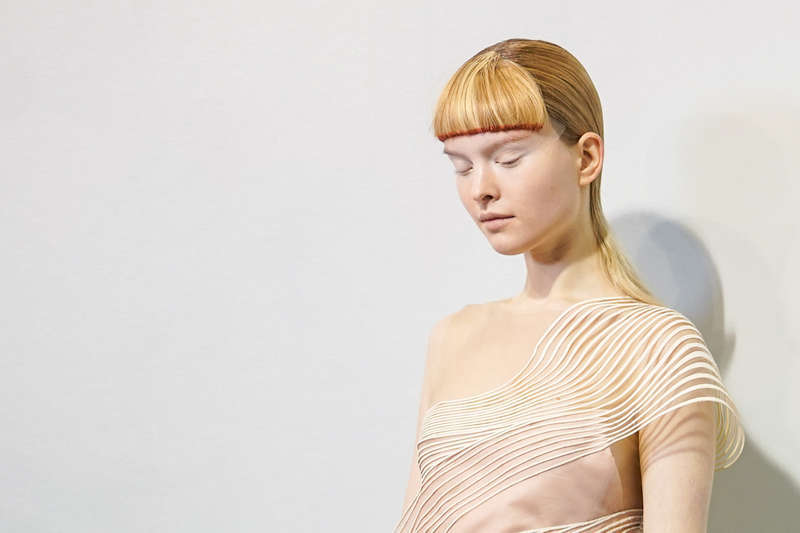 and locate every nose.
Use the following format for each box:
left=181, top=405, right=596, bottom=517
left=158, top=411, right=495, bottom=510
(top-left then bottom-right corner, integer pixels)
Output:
left=471, top=163, right=500, bottom=202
